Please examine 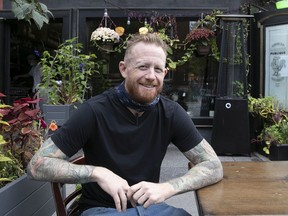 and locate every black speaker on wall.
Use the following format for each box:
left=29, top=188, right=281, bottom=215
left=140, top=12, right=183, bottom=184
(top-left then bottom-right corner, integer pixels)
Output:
left=211, top=98, right=250, bottom=155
